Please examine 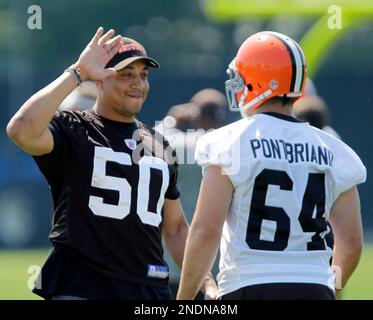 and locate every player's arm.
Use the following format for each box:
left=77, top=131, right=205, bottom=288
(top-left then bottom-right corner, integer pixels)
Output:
left=163, top=198, right=218, bottom=299
left=7, top=72, right=80, bottom=155
left=176, top=165, right=233, bottom=300
left=6, top=27, right=122, bottom=156
left=163, top=198, right=189, bottom=268
left=328, top=186, right=363, bottom=294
